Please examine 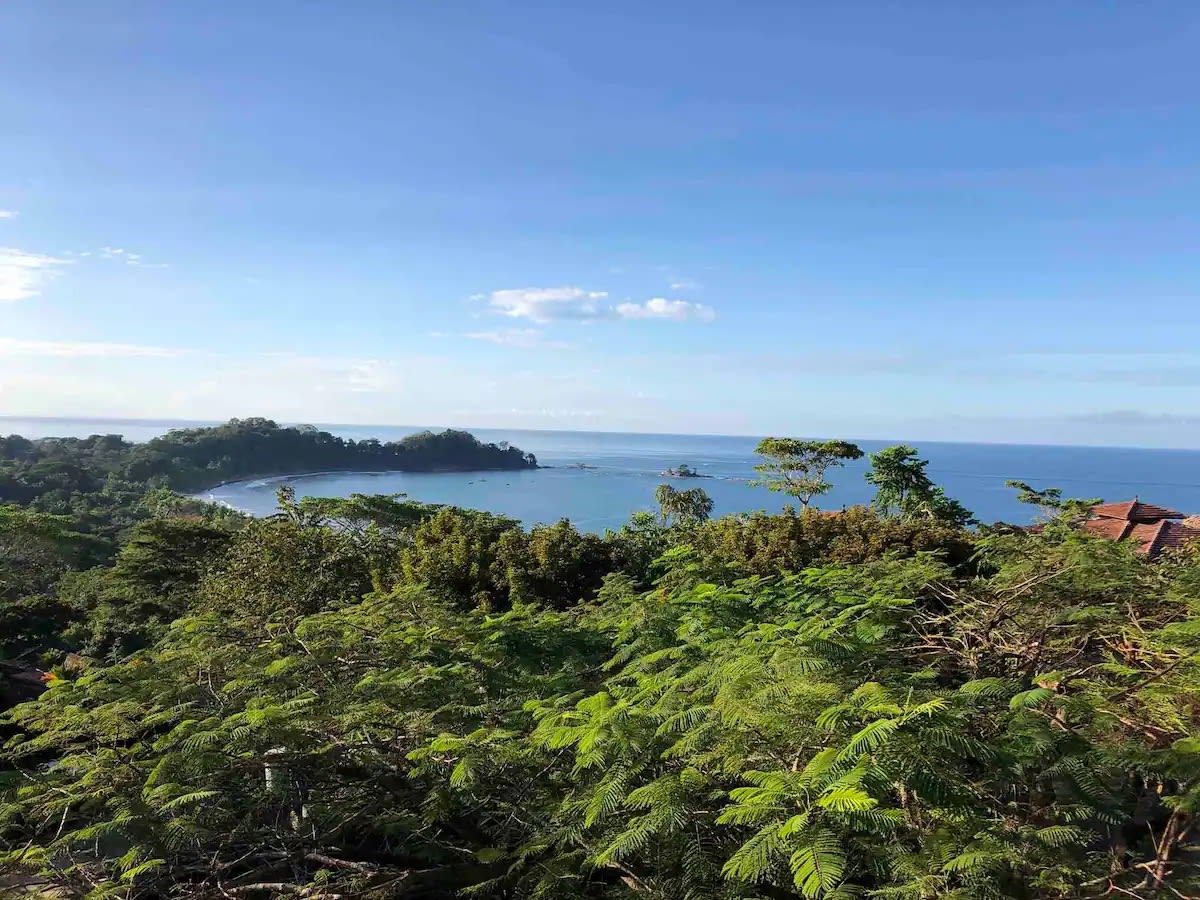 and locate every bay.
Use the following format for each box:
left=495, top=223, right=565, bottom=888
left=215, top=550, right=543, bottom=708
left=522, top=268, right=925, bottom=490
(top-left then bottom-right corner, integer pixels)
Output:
left=5, top=416, right=1200, bottom=530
